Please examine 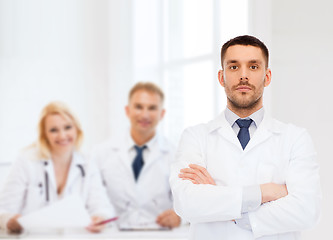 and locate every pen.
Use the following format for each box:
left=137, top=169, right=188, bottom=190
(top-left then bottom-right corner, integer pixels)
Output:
left=94, top=216, right=119, bottom=226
